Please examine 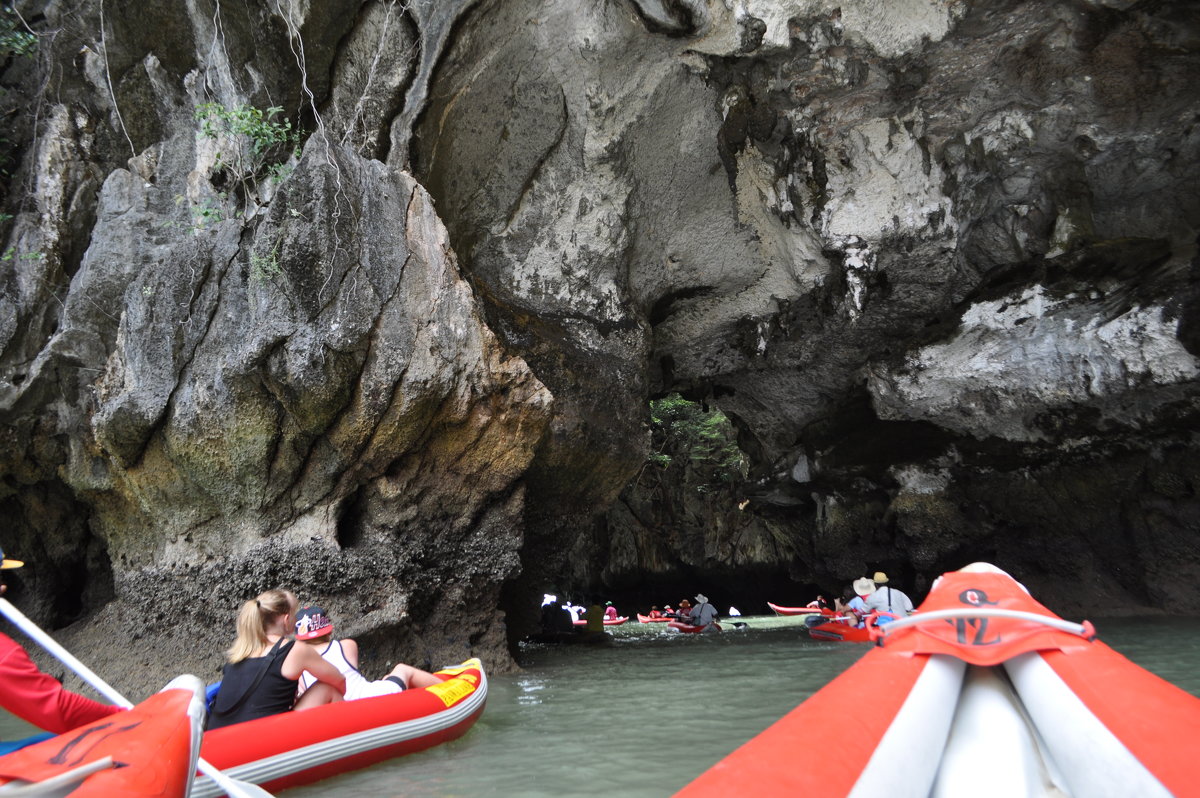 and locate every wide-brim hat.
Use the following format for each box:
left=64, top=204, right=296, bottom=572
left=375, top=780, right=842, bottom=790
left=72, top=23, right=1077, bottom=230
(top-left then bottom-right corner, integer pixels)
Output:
left=0, top=545, right=23, bottom=570
left=853, top=577, right=876, bottom=596
left=294, top=605, right=333, bottom=640
left=873, top=571, right=889, bottom=584
left=694, top=594, right=708, bottom=604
